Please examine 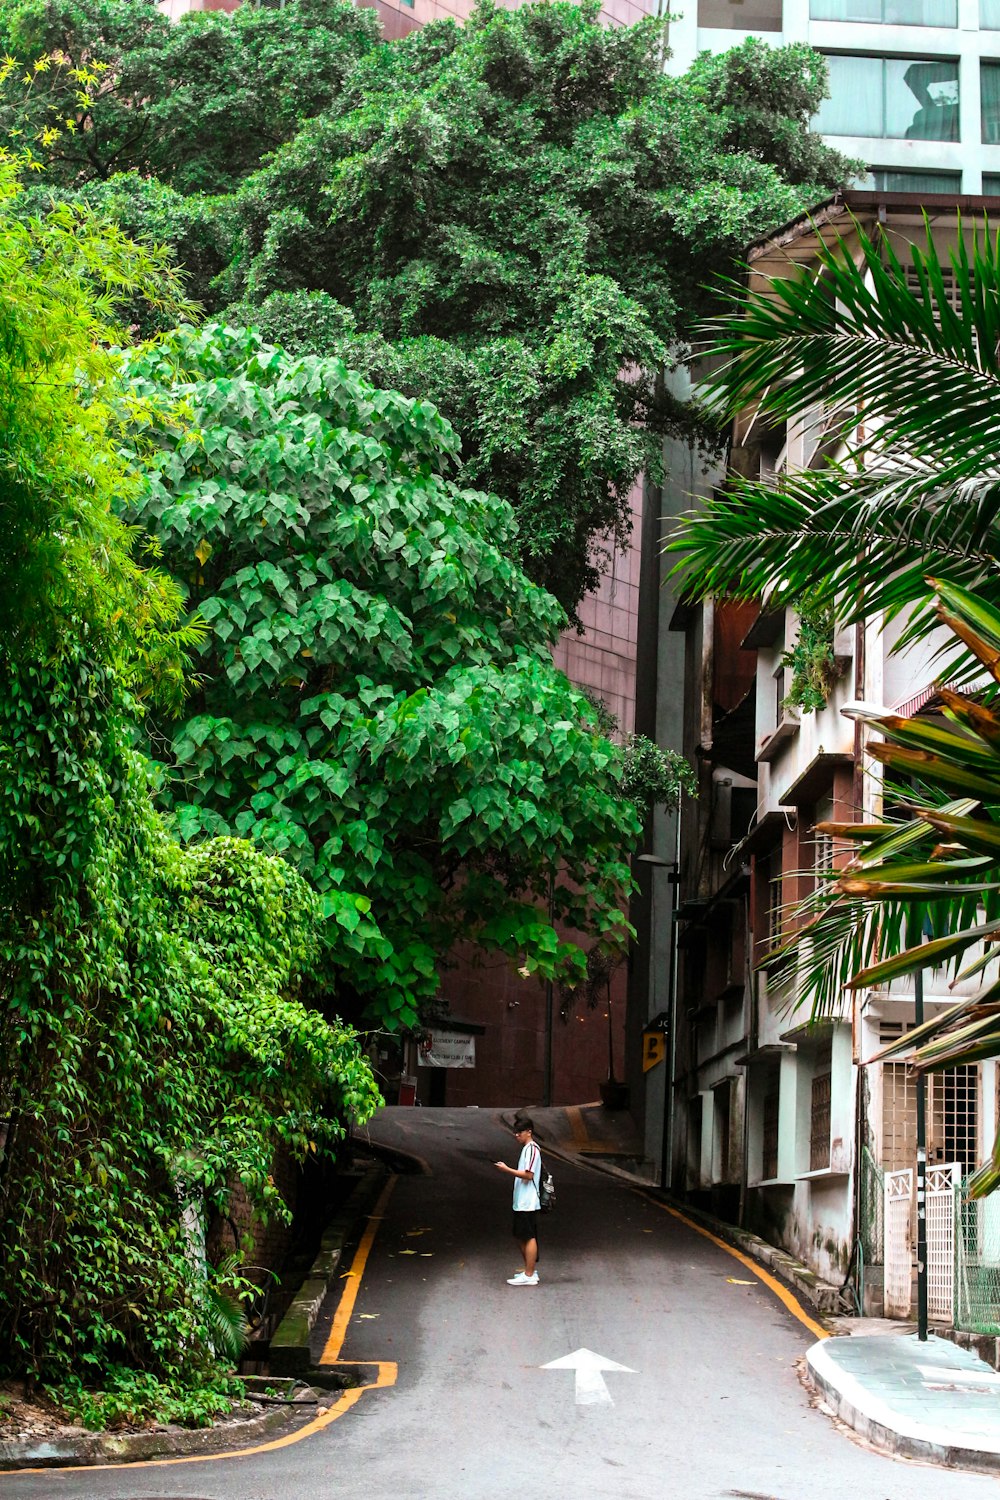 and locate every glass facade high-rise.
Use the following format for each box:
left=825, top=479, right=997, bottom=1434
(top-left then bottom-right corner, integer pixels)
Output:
left=669, top=0, right=1000, bottom=194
